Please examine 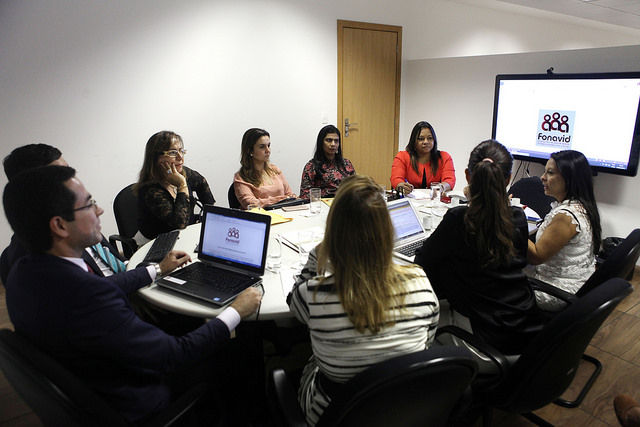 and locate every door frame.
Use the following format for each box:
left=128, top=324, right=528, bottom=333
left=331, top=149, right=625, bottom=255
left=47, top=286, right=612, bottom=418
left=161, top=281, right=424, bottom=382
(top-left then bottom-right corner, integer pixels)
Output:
left=337, top=20, right=403, bottom=154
